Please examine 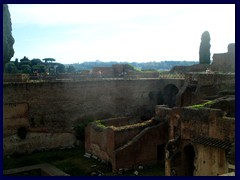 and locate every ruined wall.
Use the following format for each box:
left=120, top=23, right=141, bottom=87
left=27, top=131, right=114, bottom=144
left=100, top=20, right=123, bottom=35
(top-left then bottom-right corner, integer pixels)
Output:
left=4, top=103, right=29, bottom=137
left=4, top=132, right=76, bottom=155
left=85, top=118, right=159, bottom=162
left=113, top=122, right=168, bottom=171
left=194, top=145, right=228, bottom=176
left=92, top=67, right=114, bottom=77
left=3, top=103, right=76, bottom=155
left=85, top=124, right=115, bottom=162
left=85, top=117, right=168, bottom=172
left=4, top=74, right=30, bottom=82
left=169, top=107, right=235, bottom=141
left=165, top=107, right=235, bottom=176
left=177, top=73, right=235, bottom=106
left=211, top=43, right=235, bottom=72
left=3, top=79, right=184, bottom=131
left=101, top=117, right=141, bottom=127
